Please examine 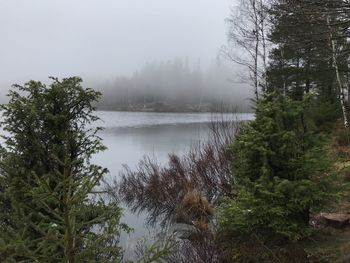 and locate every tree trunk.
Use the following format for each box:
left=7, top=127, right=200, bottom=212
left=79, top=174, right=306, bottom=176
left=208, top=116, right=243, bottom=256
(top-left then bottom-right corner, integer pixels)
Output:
left=327, top=15, right=348, bottom=128
left=253, top=0, right=260, bottom=101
